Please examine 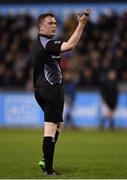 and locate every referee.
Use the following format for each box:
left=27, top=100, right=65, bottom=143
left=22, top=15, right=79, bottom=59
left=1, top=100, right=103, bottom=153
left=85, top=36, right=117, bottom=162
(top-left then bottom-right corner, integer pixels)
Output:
left=31, top=10, right=90, bottom=176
